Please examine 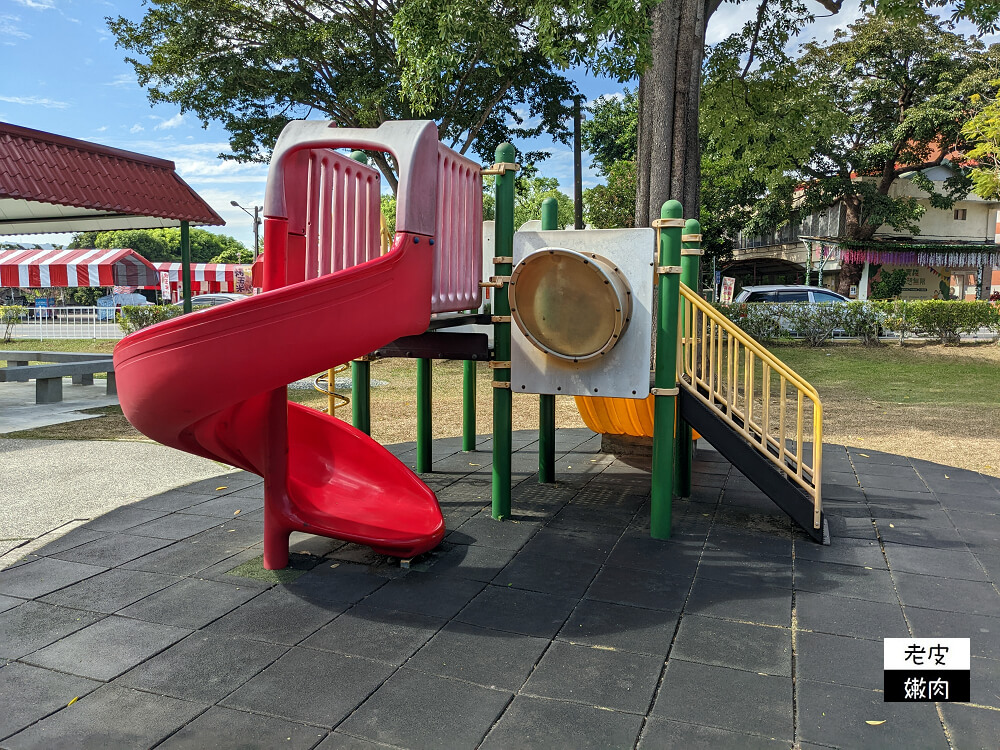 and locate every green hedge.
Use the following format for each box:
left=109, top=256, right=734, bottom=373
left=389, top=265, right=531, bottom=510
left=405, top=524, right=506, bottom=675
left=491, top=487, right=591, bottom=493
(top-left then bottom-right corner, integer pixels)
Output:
left=712, top=300, right=1000, bottom=346
left=118, top=305, right=185, bottom=335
